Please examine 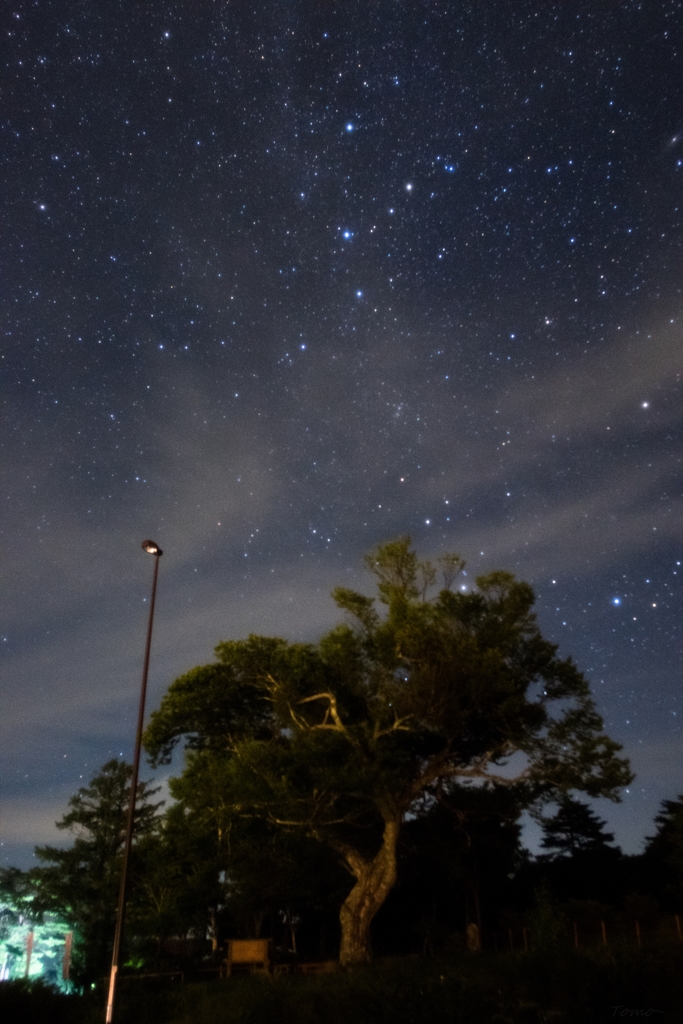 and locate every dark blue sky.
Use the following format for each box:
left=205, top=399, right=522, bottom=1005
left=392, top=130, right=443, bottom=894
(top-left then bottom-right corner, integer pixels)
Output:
left=2, top=0, right=682, bottom=867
